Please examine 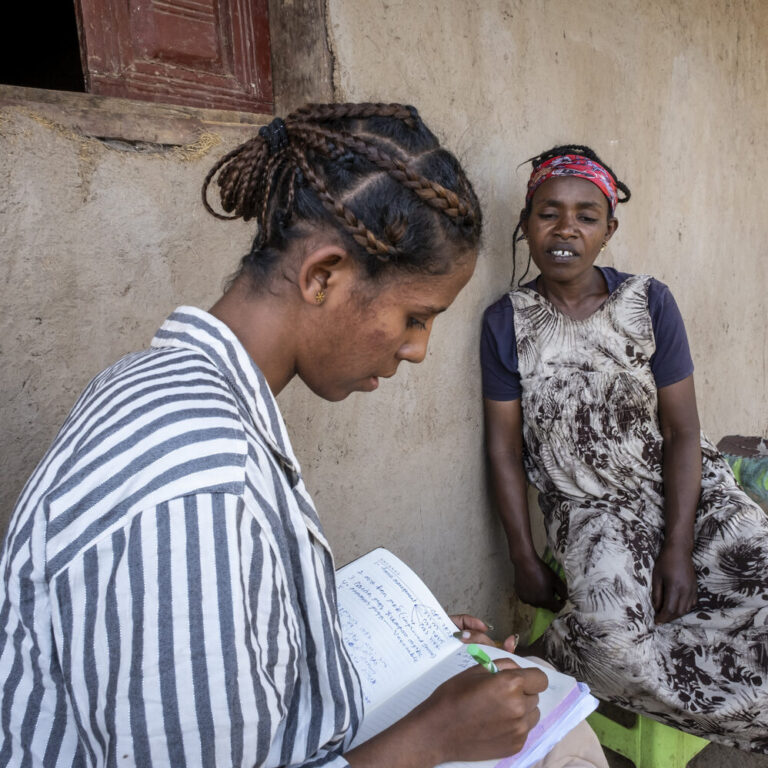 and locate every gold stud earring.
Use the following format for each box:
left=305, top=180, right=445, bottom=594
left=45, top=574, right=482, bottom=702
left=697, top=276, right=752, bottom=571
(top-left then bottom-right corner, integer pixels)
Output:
left=314, top=289, right=326, bottom=305
left=600, top=242, right=607, bottom=252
